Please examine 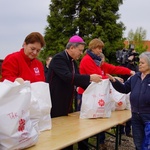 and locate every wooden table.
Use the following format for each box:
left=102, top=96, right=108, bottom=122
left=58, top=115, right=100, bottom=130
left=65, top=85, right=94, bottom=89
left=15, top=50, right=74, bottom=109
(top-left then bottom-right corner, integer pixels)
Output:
left=26, top=110, right=131, bottom=150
